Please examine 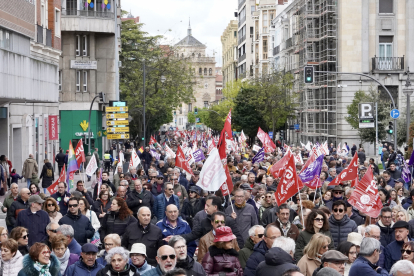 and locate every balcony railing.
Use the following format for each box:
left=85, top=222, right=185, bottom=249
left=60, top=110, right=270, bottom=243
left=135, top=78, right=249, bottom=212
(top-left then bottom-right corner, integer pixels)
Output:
left=372, top=56, right=404, bottom=71
left=238, top=53, right=246, bottom=63
left=36, top=24, right=43, bottom=44
left=238, top=35, right=246, bottom=45
left=273, top=45, right=280, bottom=56
left=62, top=9, right=114, bottom=18
left=46, top=28, right=52, bottom=47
